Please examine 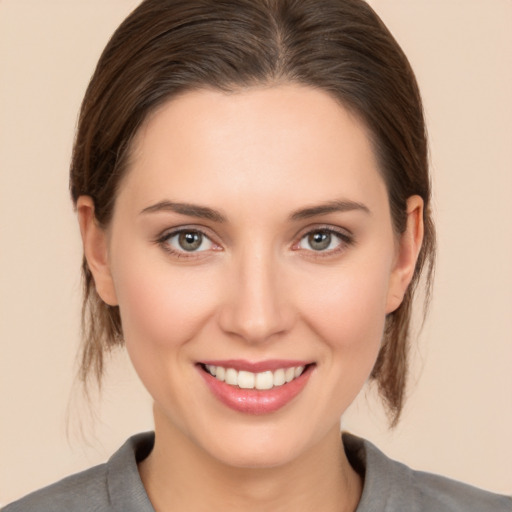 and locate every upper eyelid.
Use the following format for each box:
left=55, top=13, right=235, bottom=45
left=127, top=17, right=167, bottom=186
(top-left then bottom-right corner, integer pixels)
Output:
left=295, top=224, right=353, bottom=240
left=157, top=225, right=216, bottom=241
